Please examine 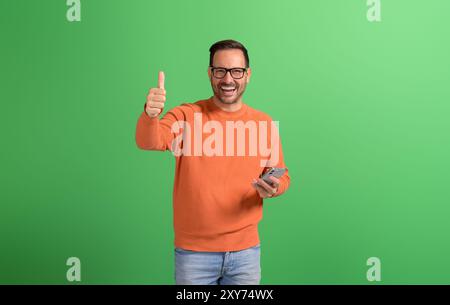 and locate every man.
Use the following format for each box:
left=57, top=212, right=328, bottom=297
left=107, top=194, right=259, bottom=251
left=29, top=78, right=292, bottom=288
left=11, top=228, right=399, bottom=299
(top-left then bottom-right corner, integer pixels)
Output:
left=136, top=39, right=290, bottom=285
